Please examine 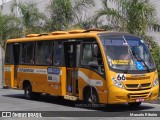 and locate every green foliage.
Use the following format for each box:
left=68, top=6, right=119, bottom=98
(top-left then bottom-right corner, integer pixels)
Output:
left=0, top=0, right=95, bottom=44
left=0, top=12, right=20, bottom=46
left=46, top=0, right=73, bottom=31
left=46, top=0, right=95, bottom=31
left=150, top=44, right=160, bottom=78
left=11, top=0, right=46, bottom=36
left=137, top=35, right=160, bottom=78
left=94, top=0, right=158, bottom=37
